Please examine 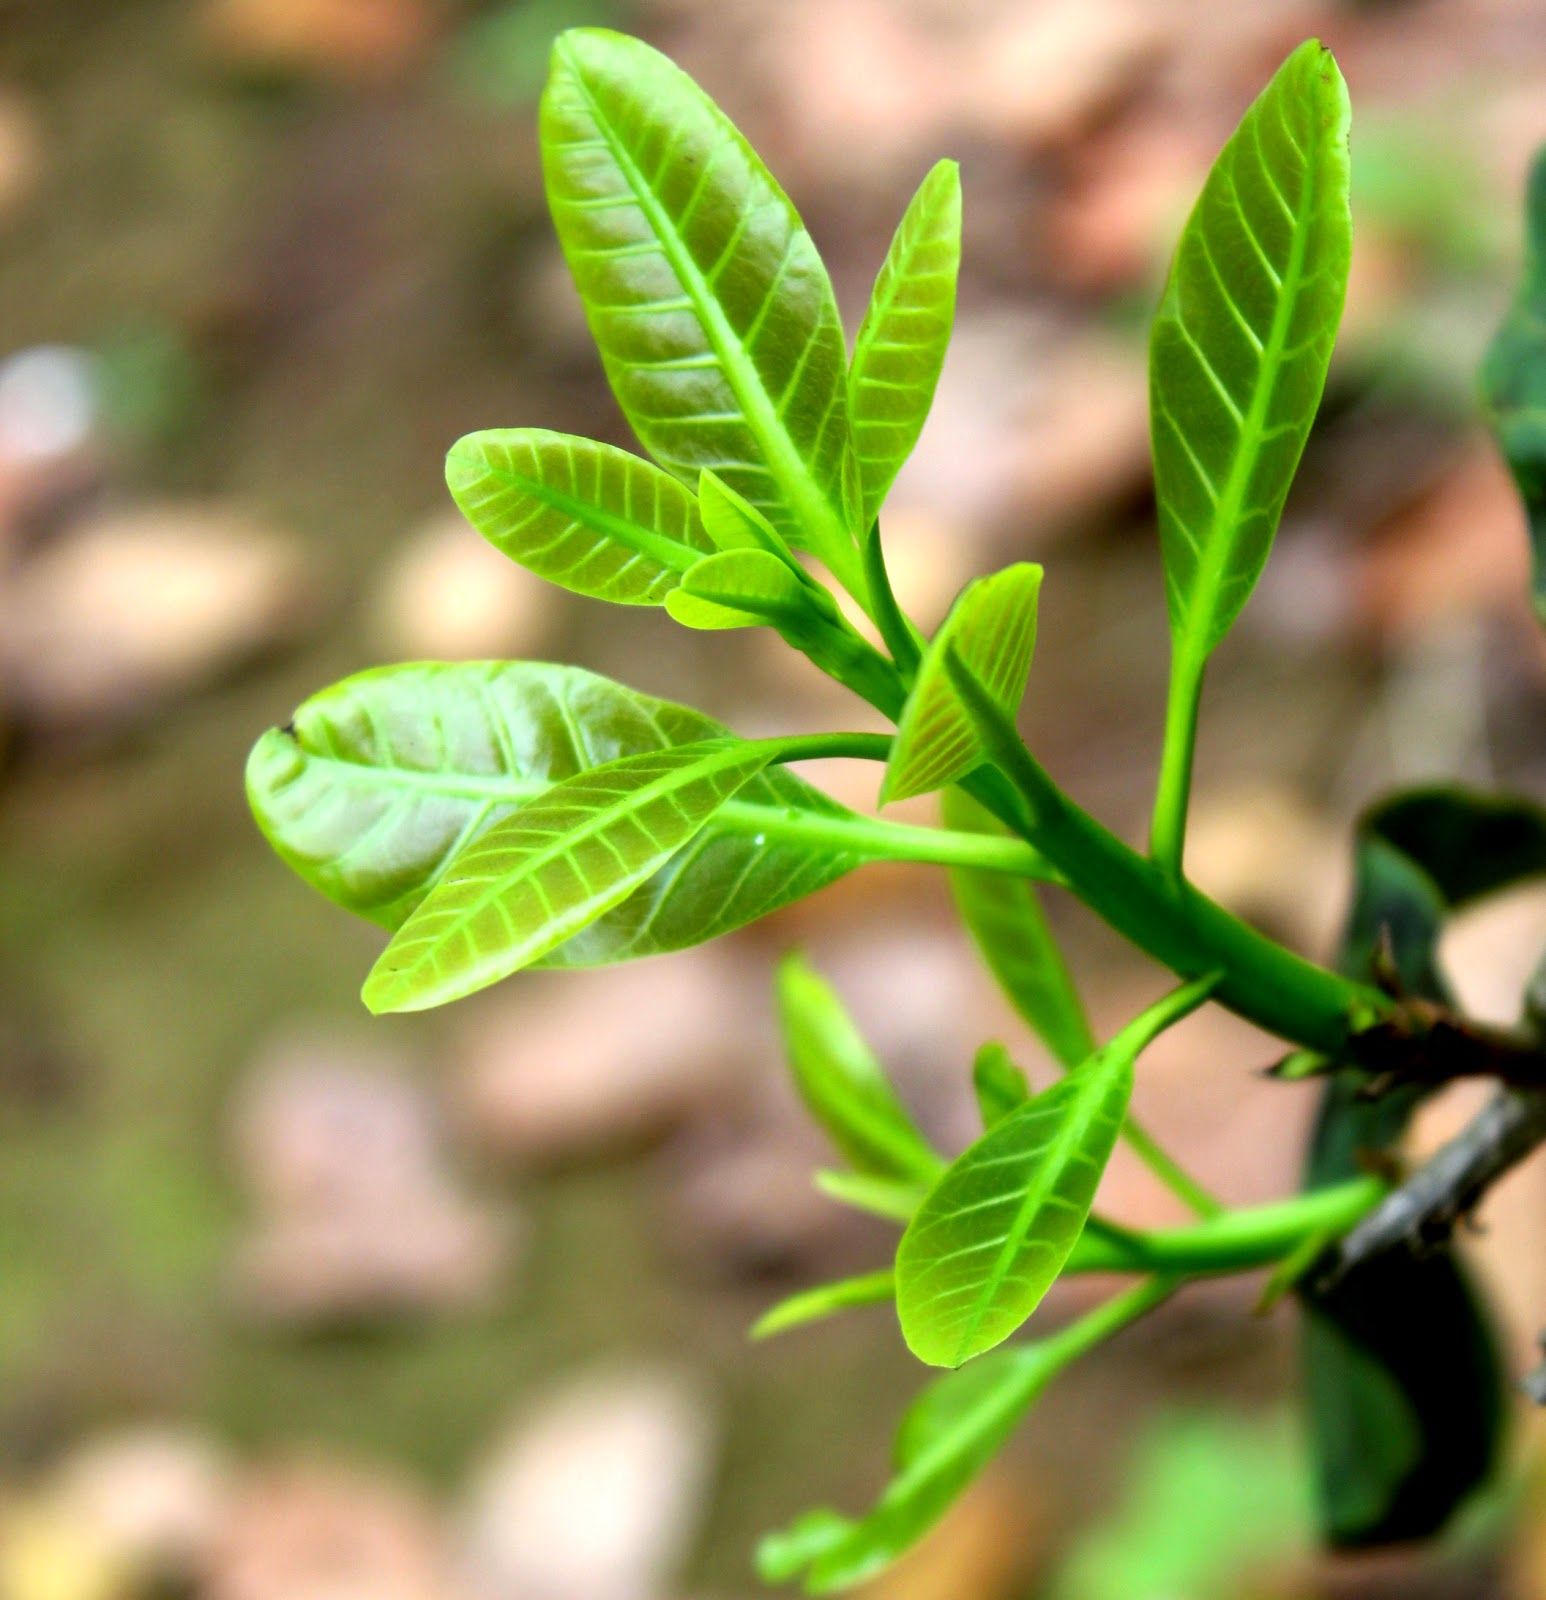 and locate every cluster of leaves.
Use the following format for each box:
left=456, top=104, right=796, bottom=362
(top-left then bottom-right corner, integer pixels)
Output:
left=248, top=28, right=1546, bottom=1593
